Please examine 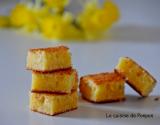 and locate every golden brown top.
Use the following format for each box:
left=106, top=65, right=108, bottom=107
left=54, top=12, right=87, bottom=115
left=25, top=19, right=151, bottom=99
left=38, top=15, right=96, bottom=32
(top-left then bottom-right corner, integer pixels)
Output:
left=29, top=46, right=69, bottom=52
left=120, top=57, right=157, bottom=83
left=81, top=72, right=124, bottom=85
